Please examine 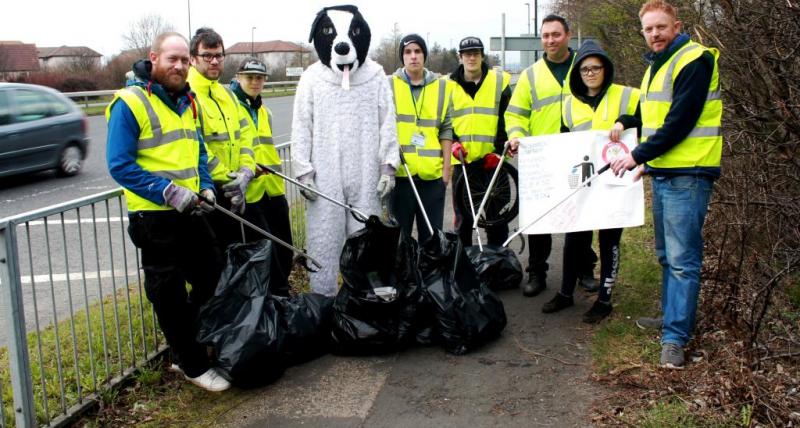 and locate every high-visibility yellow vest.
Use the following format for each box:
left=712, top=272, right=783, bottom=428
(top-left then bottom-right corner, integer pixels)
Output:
left=390, top=75, right=452, bottom=180
left=640, top=41, right=722, bottom=168
left=106, top=87, right=201, bottom=212
left=563, top=84, right=640, bottom=132
left=450, top=69, right=511, bottom=164
left=237, top=102, right=285, bottom=201
left=187, top=67, right=255, bottom=182
left=506, top=55, right=574, bottom=138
